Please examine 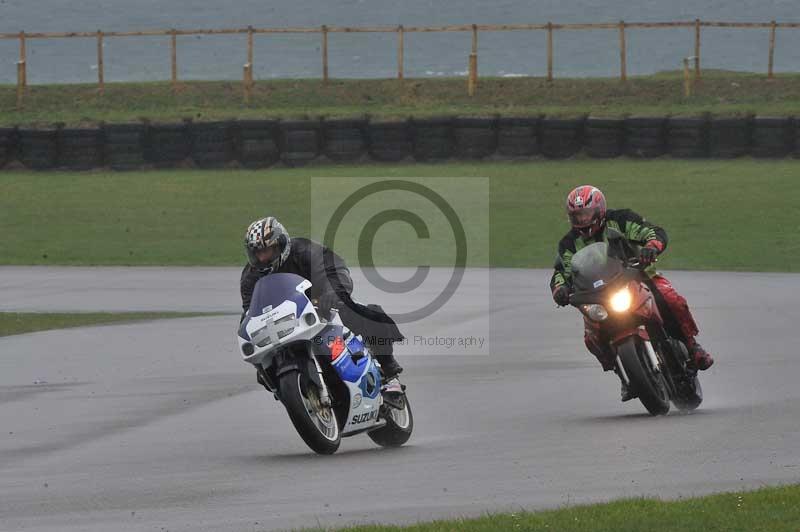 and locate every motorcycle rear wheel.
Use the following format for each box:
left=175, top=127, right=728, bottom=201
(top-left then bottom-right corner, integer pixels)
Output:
left=280, top=371, right=341, bottom=454
left=618, top=337, right=670, bottom=416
